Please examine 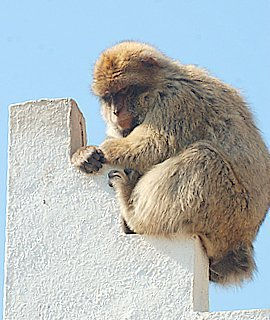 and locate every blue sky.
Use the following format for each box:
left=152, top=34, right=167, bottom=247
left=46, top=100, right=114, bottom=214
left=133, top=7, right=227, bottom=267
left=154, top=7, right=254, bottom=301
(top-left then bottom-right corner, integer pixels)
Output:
left=0, top=0, right=270, bottom=316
